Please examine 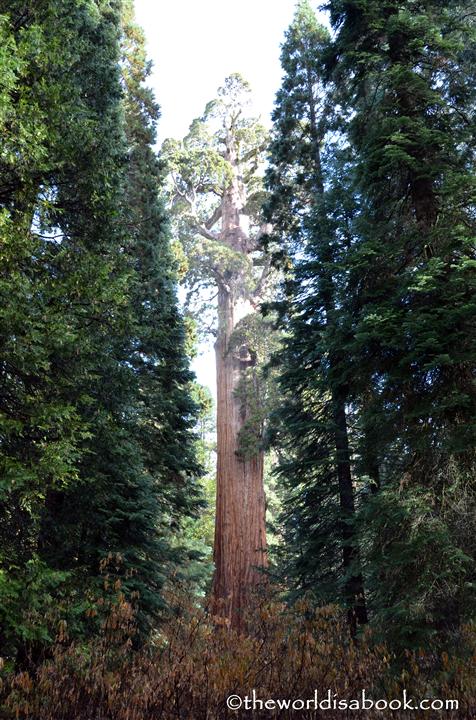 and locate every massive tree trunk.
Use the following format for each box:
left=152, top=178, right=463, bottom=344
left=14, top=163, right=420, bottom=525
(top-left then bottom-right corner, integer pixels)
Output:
left=211, top=129, right=268, bottom=629
left=212, top=287, right=267, bottom=628
left=166, top=82, right=270, bottom=629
